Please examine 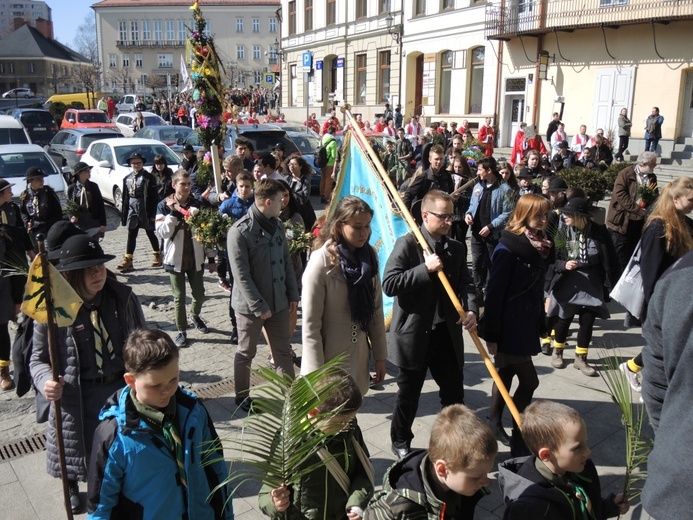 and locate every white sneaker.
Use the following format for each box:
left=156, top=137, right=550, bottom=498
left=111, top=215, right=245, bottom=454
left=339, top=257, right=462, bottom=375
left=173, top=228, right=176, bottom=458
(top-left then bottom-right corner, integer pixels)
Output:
left=619, top=362, right=642, bottom=392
